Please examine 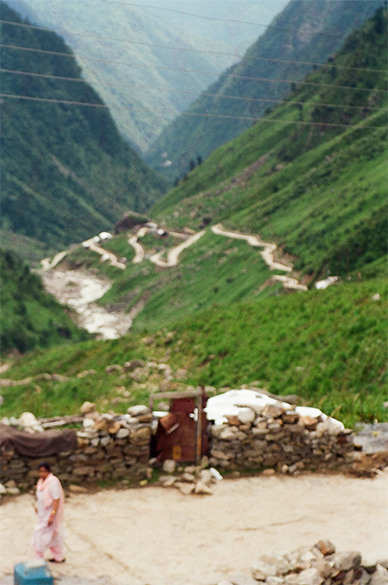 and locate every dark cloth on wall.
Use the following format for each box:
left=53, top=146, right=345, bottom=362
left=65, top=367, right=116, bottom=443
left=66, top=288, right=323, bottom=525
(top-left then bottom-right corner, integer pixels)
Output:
left=0, top=424, right=77, bottom=457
